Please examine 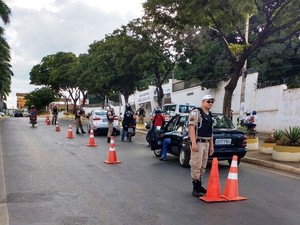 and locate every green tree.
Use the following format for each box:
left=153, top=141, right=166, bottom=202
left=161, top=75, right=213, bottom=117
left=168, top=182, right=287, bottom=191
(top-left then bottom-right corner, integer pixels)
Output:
left=128, top=18, right=184, bottom=107
left=176, top=27, right=232, bottom=88
left=87, top=26, right=146, bottom=103
left=29, top=52, right=81, bottom=112
left=0, top=0, right=12, bottom=110
left=143, top=0, right=300, bottom=116
left=249, top=36, right=300, bottom=88
left=25, top=87, right=56, bottom=112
